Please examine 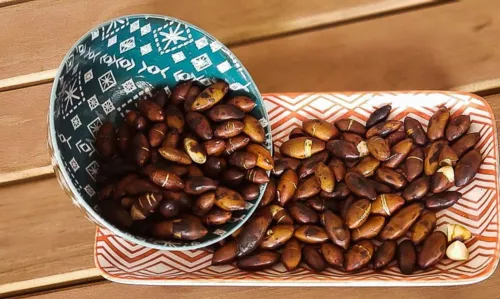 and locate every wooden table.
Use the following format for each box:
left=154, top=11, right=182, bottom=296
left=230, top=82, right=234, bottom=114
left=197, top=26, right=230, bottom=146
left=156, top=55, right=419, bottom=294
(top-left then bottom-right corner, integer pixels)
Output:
left=2, top=0, right=500, bottom=298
